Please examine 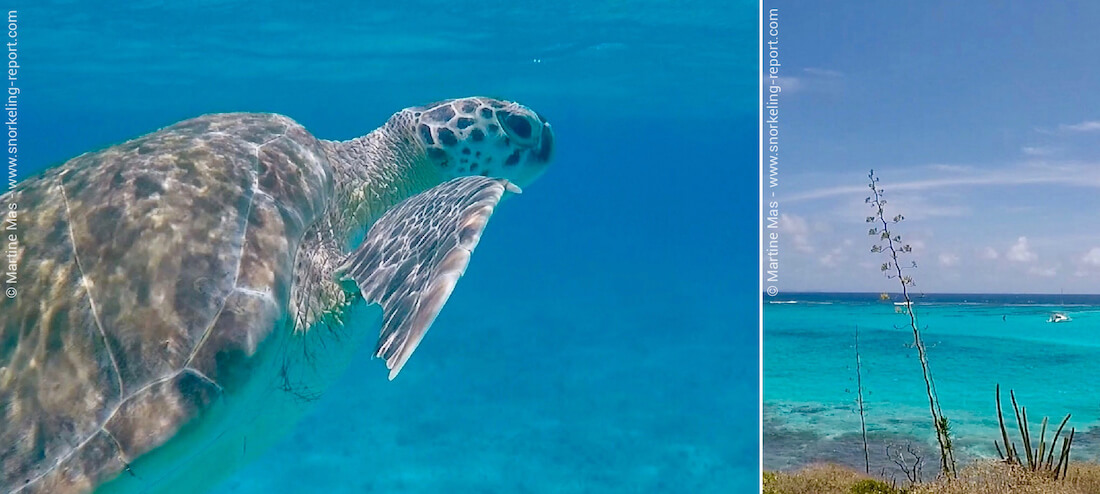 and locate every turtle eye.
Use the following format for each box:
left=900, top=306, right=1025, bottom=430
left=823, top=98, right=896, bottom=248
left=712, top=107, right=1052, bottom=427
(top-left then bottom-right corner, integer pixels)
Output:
left=502, top=112, right=533, bottom=140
